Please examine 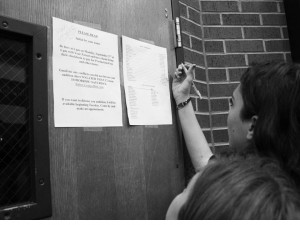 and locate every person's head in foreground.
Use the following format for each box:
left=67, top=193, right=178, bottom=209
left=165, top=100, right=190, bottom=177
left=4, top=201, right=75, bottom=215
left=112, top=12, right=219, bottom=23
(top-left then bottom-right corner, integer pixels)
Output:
left=226, top=62, right=300, bottom=185
left=166, top=157, right=300, bottom=219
